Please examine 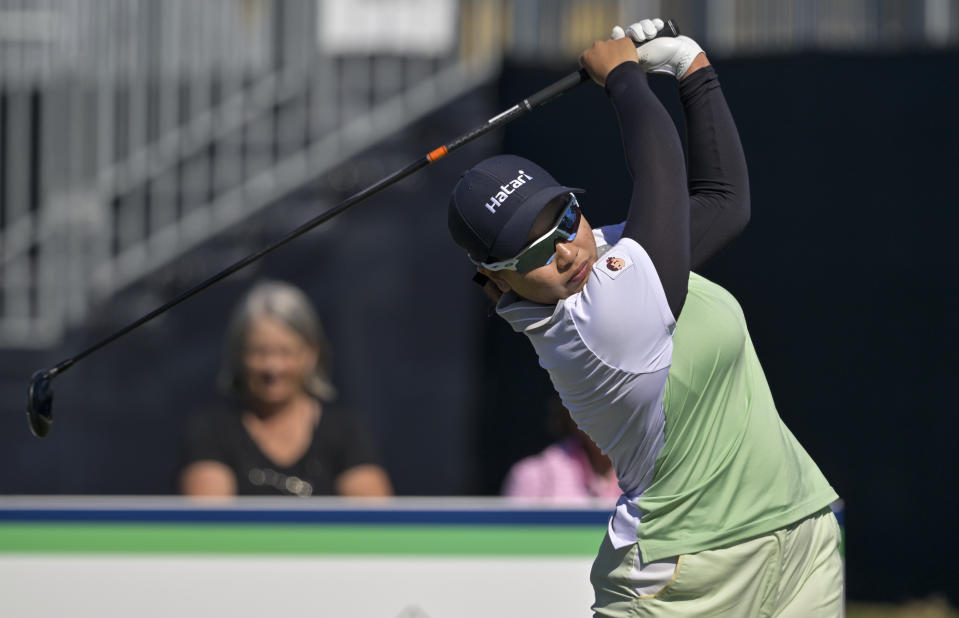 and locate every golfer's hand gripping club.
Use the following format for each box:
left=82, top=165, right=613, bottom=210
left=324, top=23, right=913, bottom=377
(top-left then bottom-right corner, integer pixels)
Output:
left=611, top=18, right=702, bottom=78
left=25, top=20, right=679, bottom=438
